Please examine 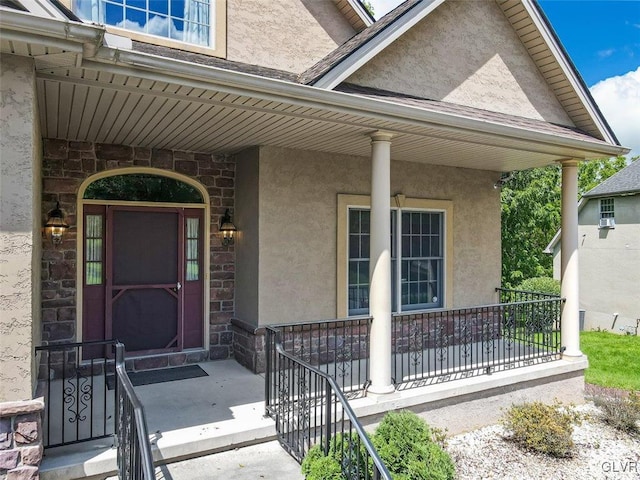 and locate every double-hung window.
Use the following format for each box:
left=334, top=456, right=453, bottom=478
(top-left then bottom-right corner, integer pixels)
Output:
left=340, top=195, right=452, bottom=317
left=599, top=198, right=614, bottom=219
left=71, top=0, right=225, bottom=54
